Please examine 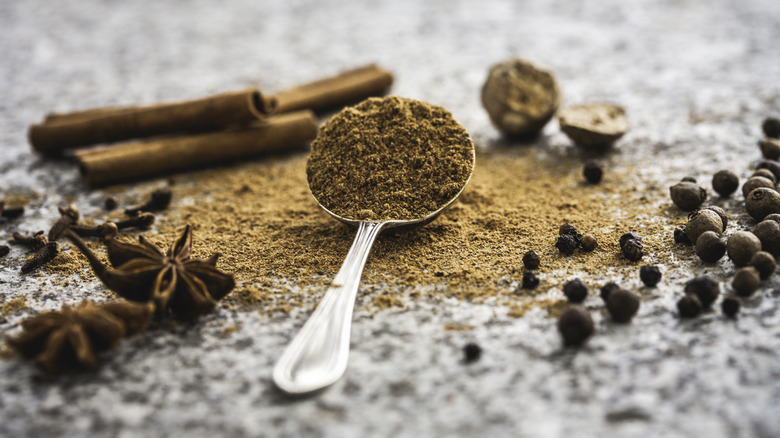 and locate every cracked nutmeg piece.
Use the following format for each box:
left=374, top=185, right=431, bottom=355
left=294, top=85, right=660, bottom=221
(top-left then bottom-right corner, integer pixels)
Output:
left=558, top=103, right=629, bottom=149
left=65, top=225, right=235, bottom=320
left=6, top=300, right=153, bottom=373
